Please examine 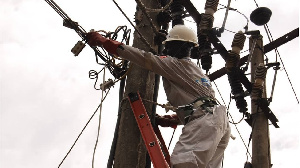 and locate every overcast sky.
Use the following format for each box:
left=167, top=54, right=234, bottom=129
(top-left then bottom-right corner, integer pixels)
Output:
left=0, top=0, right=299, bottom=168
